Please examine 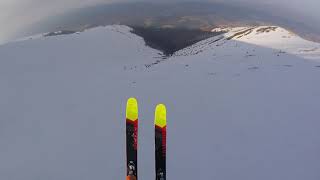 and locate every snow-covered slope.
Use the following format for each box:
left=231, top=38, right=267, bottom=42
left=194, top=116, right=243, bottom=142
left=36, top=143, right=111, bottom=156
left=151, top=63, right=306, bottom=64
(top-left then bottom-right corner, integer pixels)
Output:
left=175, top=26, right=320, bottom=60
left=1, top=25, right=320, bottom=180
